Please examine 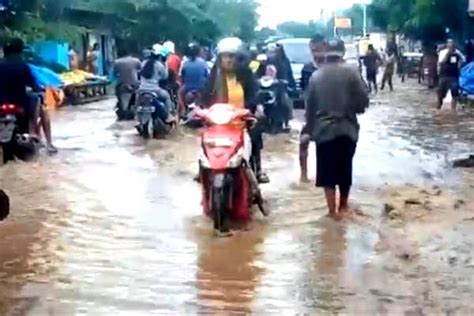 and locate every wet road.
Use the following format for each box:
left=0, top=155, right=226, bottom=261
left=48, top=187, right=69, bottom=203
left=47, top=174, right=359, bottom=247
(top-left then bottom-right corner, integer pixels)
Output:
left=1, top=82, right=473, bottom=314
